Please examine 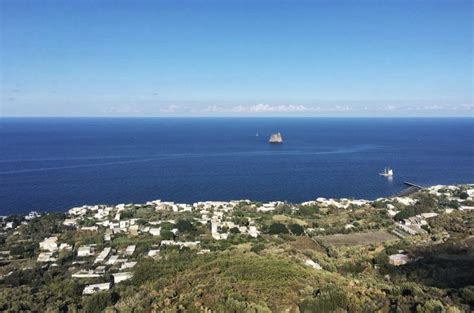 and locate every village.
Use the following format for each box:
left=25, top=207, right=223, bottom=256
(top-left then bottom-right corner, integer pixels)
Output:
left=0, top=184, right=473, bottom=308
